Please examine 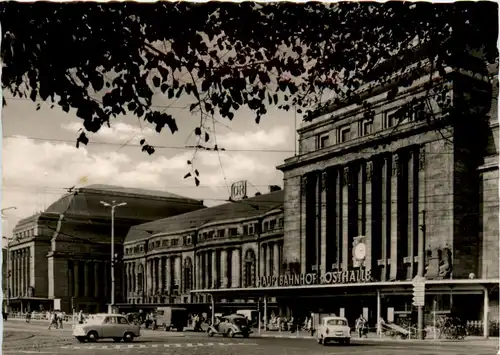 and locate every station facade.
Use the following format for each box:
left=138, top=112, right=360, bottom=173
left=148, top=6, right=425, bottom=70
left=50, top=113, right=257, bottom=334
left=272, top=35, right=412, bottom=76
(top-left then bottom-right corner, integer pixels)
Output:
left=189, top=55, right=499, bottom=336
